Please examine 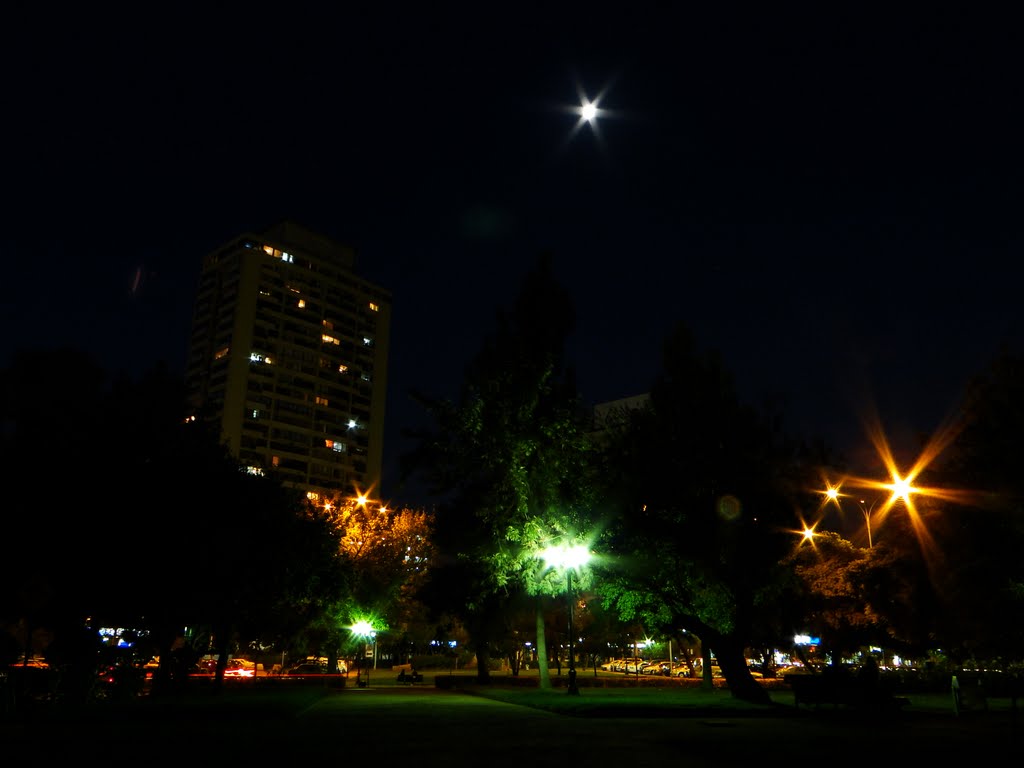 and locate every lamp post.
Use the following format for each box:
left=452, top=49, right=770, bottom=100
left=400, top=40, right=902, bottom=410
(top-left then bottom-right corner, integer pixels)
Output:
left=824, top=487, right=879, bottom=548
left=566, top=567, right=577, bottom=693
left=855, top=498, right=878, bottom=549
left=540, top=543, right=591, bottom=696
left=351, top=620, right=374, bottom=688
left=823, top=471, right=921, bottom=549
